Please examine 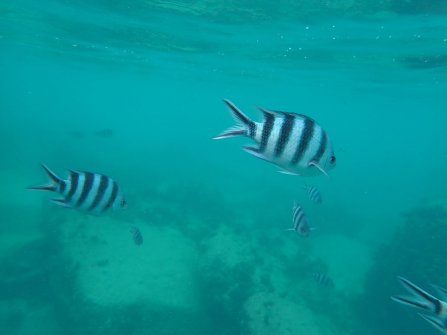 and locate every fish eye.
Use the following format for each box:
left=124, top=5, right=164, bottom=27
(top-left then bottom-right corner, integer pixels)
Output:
left=121, top=199, right=127, bottom=207
left=330, top=155, right=336, bottom=164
